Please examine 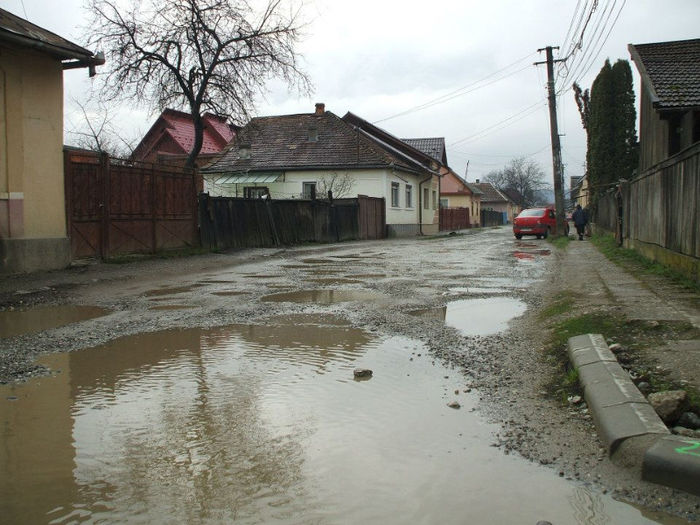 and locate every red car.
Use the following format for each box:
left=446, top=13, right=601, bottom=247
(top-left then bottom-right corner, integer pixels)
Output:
left=513, top=207, right=566, bottom=239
